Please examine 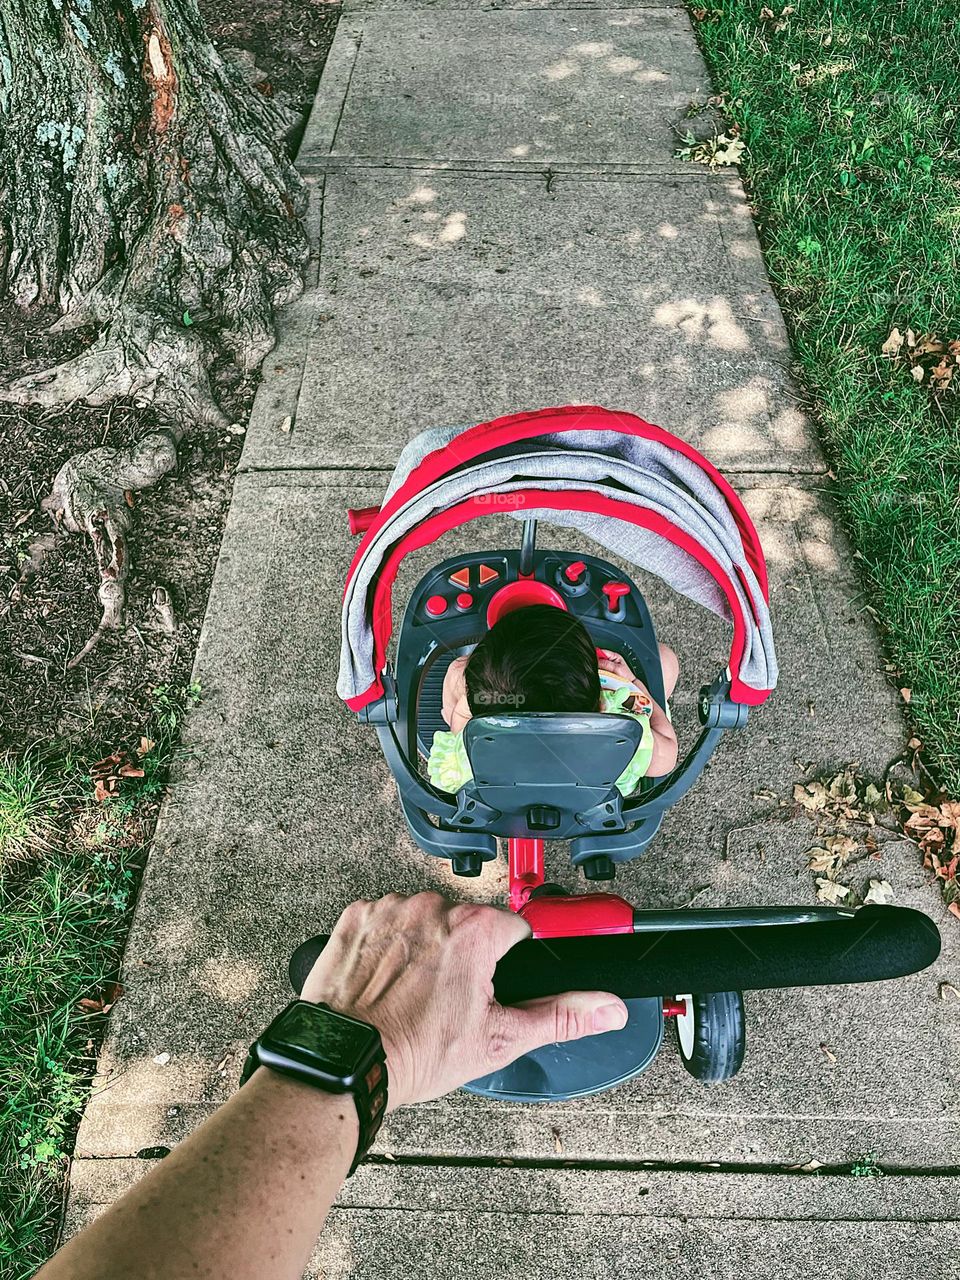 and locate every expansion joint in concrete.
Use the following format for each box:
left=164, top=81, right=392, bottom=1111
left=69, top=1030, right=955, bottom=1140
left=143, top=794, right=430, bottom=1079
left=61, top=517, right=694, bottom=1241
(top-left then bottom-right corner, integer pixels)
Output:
left=297, top=157, right=729, bottom=182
